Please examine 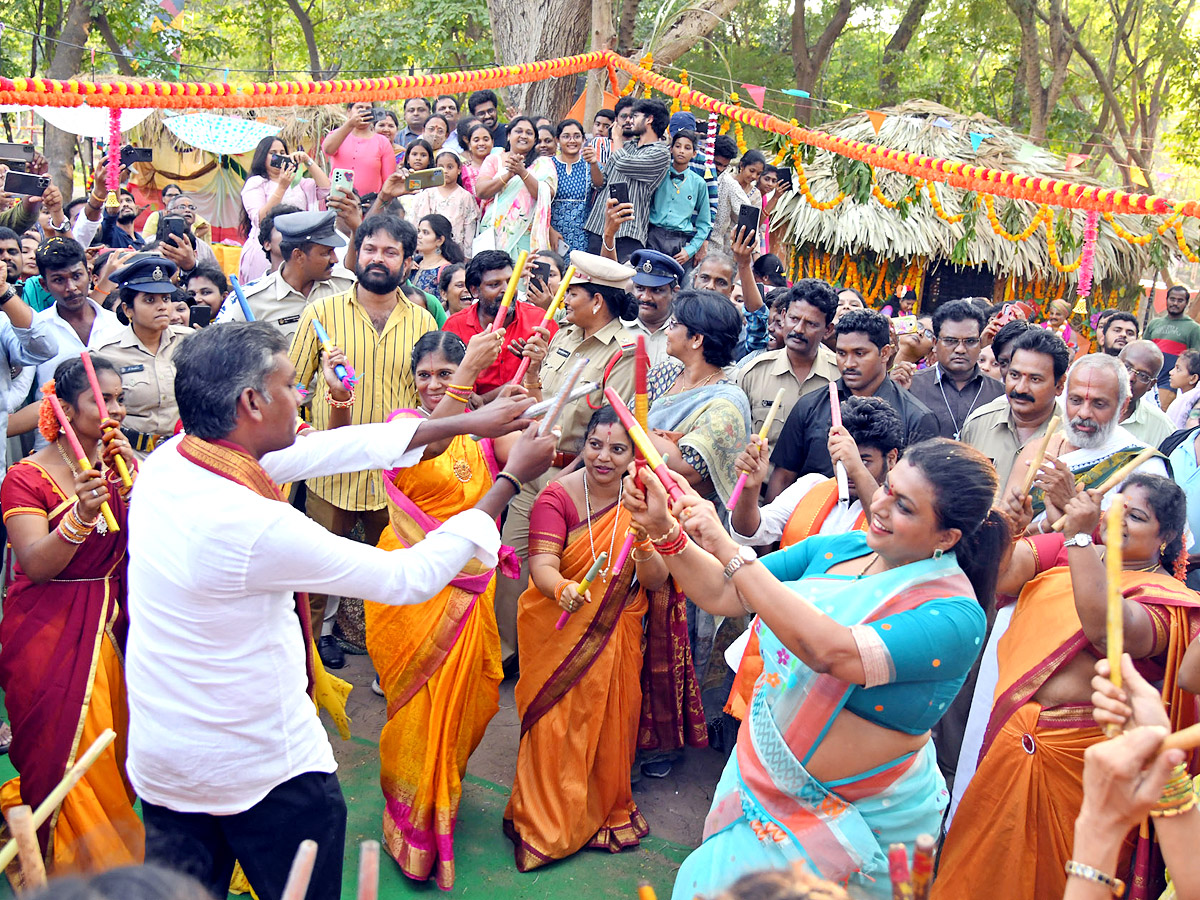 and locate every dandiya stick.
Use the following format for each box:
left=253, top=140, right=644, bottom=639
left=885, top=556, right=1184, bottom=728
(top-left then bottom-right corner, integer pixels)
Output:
left=539, top=358, right=588, bottom=436
left=512, top=264, right=575, bottom=384
left=888, top=843, right=913, bottom=900
left=635, top=335, right=649, bottom=430
left=556, top=551, right=607, bottom=630
left=1163, top=722, right=1200, bottom=752
left=4, top=806, right=46, bottom=890
left=910, top=834, right=935, bottom=900
left=829, top=382, right=849, bottom=503
left=610, top=460, right=657, bottom=580
left=281, top=839, right=318, bottom=900
left=80, top=351, right=132, bottom=488
left=1050, top=445, right=1158, bottom=531
left=605, top=387, right=684, bottom=504
left=1104, top=495, right=1125, bottom=739
left=0, top=730, right=116, bottom=872
left=312, top=319, right=353, bottom=391
left=229, top=275, right=255, bottom=321
left=356, top=840, right=380, bottom=900
left=1019, top=414, right=1061, bottom=495
left=727, top=387, right=784, bottom=510
left=637, top=882, right=658, bottom=900
left=48, top=395, right=119, bottom=533
left=487, top=249, right=528, bottom=333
